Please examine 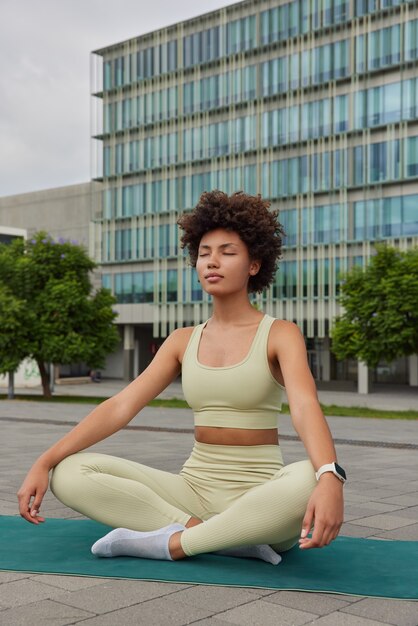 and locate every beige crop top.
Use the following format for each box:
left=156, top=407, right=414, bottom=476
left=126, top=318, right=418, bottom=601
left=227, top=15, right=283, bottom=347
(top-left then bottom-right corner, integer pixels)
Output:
left=181, top=314, right=284, bottom=429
